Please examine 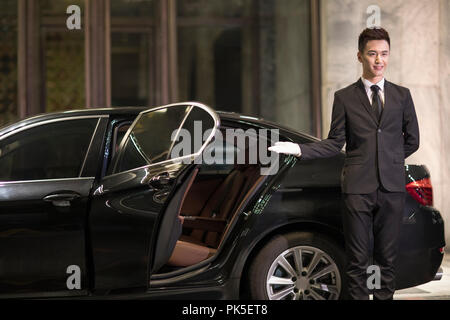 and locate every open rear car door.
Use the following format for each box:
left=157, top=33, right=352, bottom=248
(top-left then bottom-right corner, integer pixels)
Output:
left=89, top=102, right=220, bottom=292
